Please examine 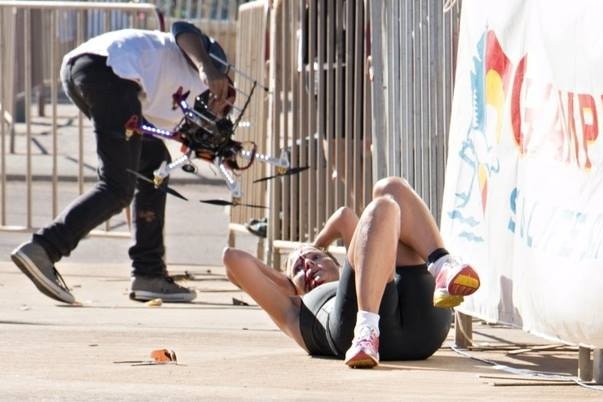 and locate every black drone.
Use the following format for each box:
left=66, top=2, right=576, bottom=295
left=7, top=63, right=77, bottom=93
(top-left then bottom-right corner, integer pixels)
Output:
left=124, top=54, right=307, bottom=208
